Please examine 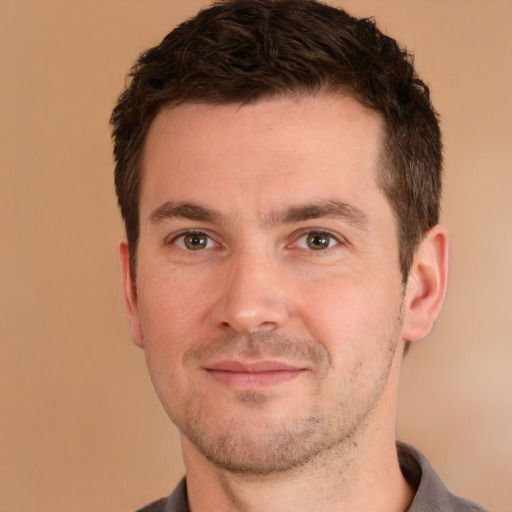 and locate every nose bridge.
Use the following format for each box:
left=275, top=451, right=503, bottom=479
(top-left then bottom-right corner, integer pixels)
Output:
left=213, top=244, right=290, bottom=334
